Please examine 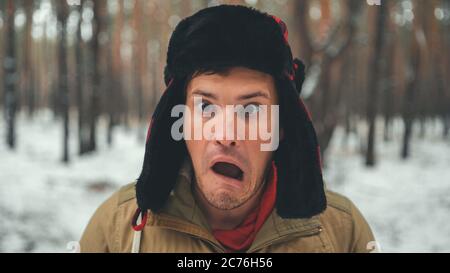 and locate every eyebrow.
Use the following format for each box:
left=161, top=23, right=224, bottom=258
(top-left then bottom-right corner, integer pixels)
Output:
left=190, top=90, right=218, bottom=100
left=190, top=90, right=270, bottom=101
left=237, top=91, right=270, bottom=101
